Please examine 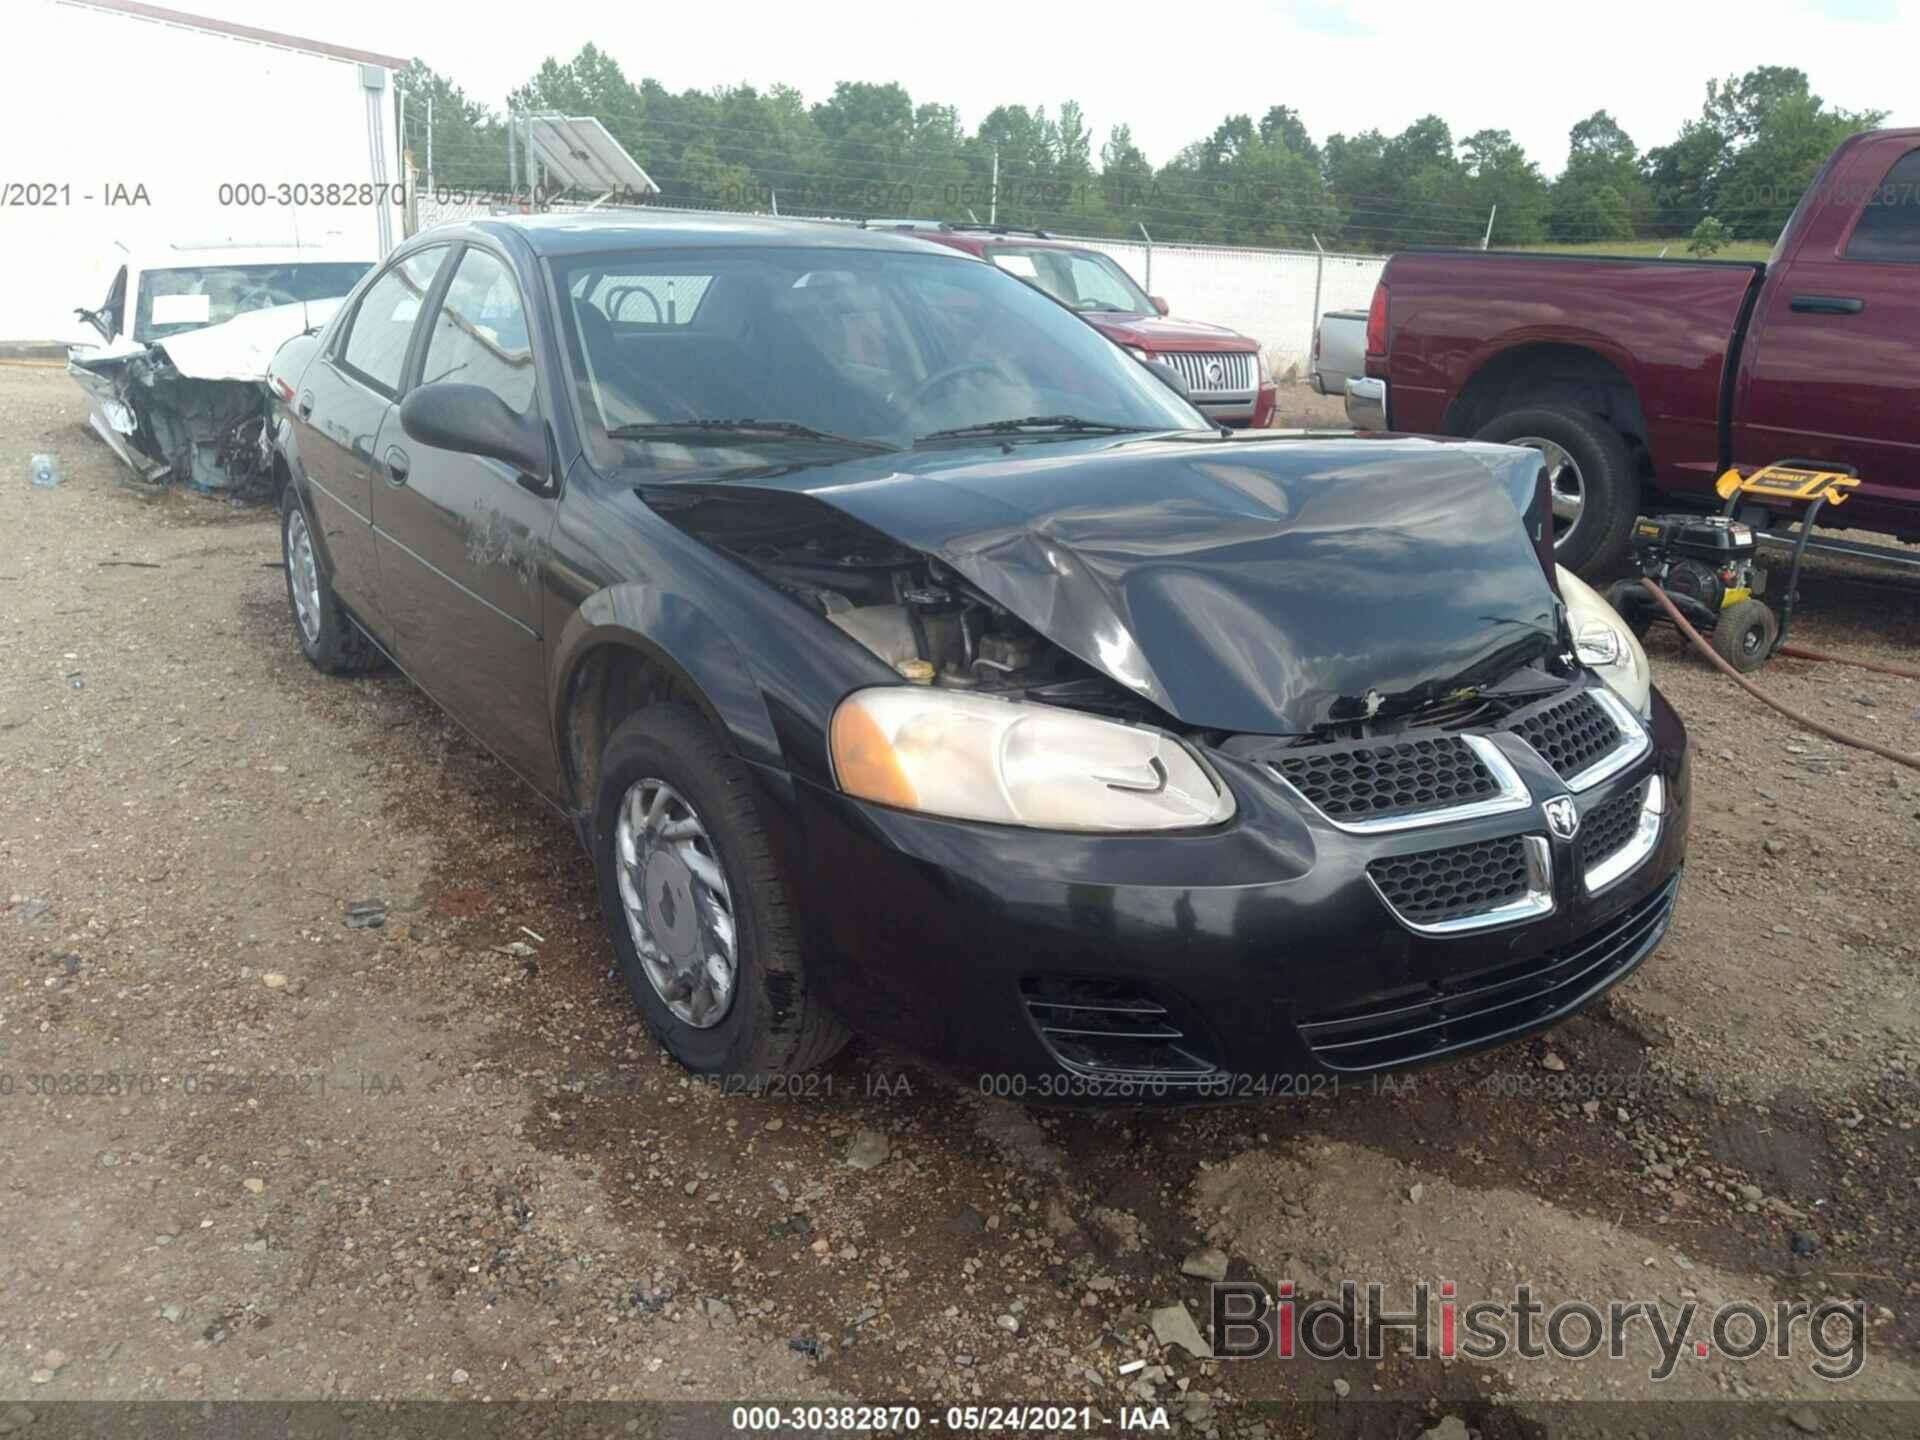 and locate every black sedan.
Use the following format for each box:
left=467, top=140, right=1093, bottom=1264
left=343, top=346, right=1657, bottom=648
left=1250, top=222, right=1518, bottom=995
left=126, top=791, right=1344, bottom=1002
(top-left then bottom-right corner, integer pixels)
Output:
left=266, top=214, right=1689, bottom=1099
